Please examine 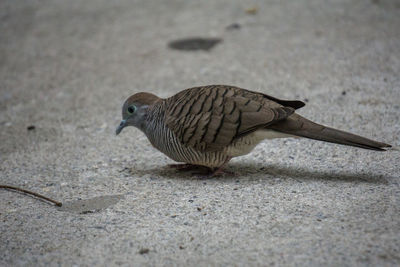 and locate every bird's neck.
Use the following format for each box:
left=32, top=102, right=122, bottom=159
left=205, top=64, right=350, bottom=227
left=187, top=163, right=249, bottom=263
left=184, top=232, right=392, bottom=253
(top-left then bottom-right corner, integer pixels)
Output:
left=142, top=100, right=167, bottom=146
